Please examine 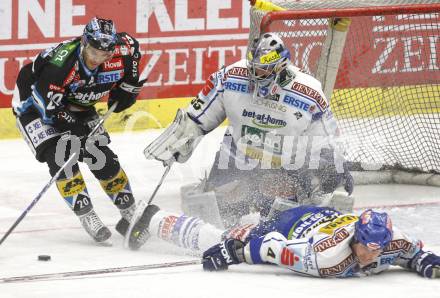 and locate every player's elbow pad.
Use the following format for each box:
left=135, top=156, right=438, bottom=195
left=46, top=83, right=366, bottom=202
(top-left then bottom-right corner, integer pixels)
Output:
left=243, top=231, right=287, bottom=265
